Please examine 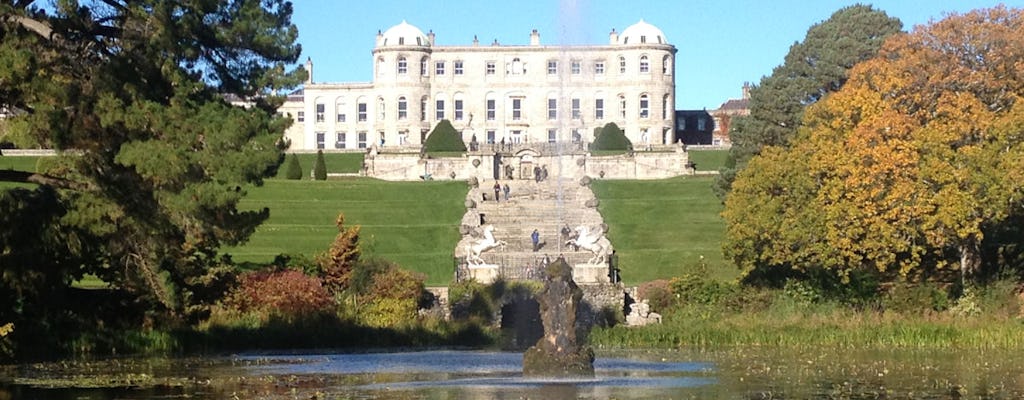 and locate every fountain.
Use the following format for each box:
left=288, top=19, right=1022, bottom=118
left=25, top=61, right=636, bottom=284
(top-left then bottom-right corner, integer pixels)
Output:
left=522, top=256, right=595, bottom=376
